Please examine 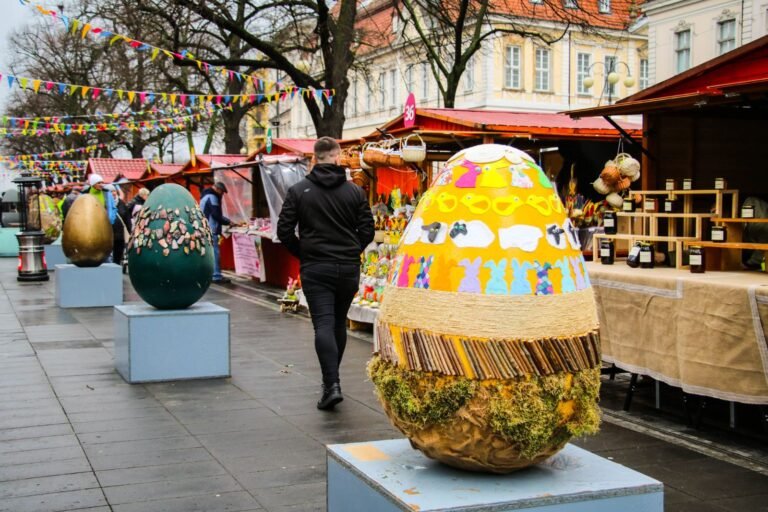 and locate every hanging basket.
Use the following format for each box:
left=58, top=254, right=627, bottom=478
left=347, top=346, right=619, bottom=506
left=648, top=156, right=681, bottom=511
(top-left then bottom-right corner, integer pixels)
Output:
left=339, top=148, right=361, bottom=169
left=363, top=142, right=389, bottom=167
left=401, top=134, right=426, bottom=163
